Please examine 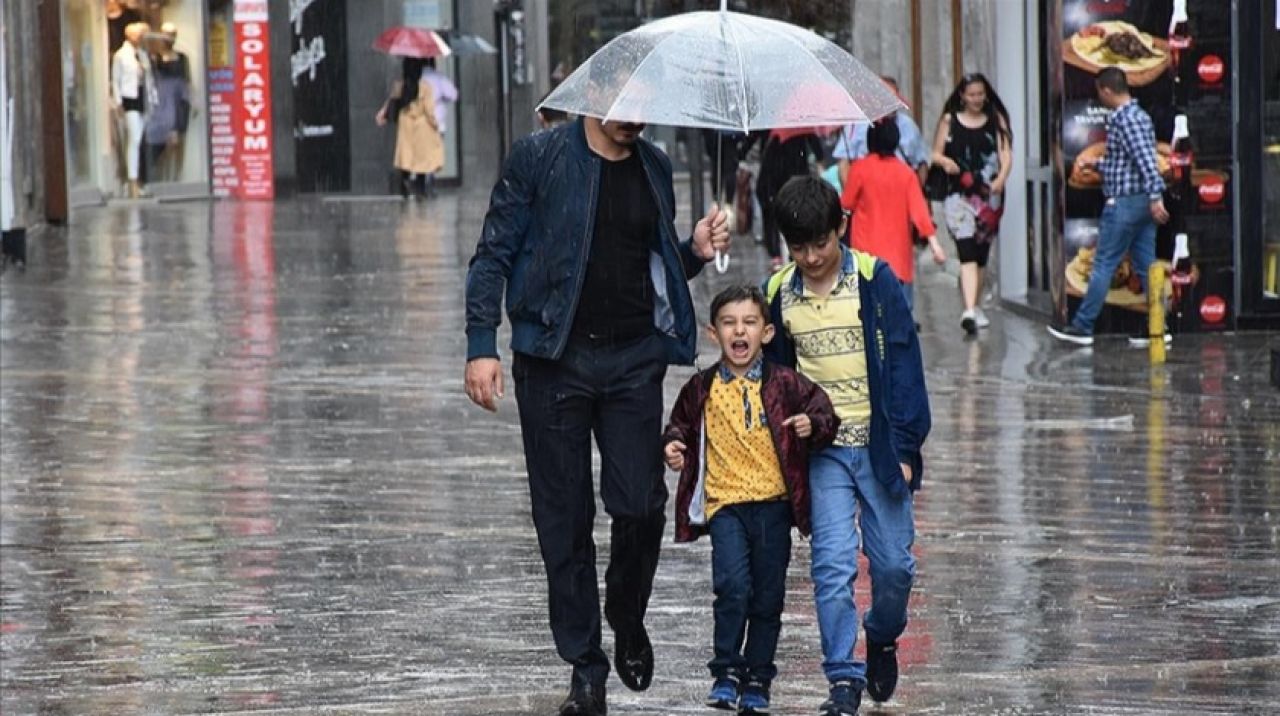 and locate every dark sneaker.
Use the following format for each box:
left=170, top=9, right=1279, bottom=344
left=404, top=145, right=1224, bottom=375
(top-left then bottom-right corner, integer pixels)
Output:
left=1128, top=332, right=1173, bottom=348
left=560, top=672, right=607, bottom=716
left=704, top=676, right=739, bottom=710
left=1047, top=324, right=1093, bottom=346
left=739, top=680, right=771, bottom=714
left=818, top=679, right=861, bottom=715
left=614, top=623, right=654, bottom=691
left=960, top=310, right=977, bottom=335
left=865, top=640, right=899, bottom=703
